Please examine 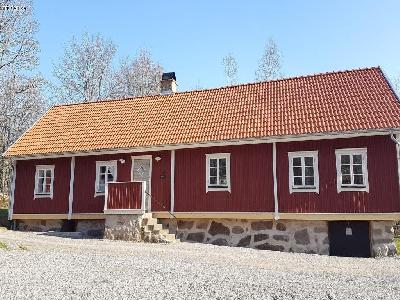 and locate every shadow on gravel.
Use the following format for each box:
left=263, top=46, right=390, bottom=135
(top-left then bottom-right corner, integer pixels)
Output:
left=37, top=231, right=100, bottom=240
